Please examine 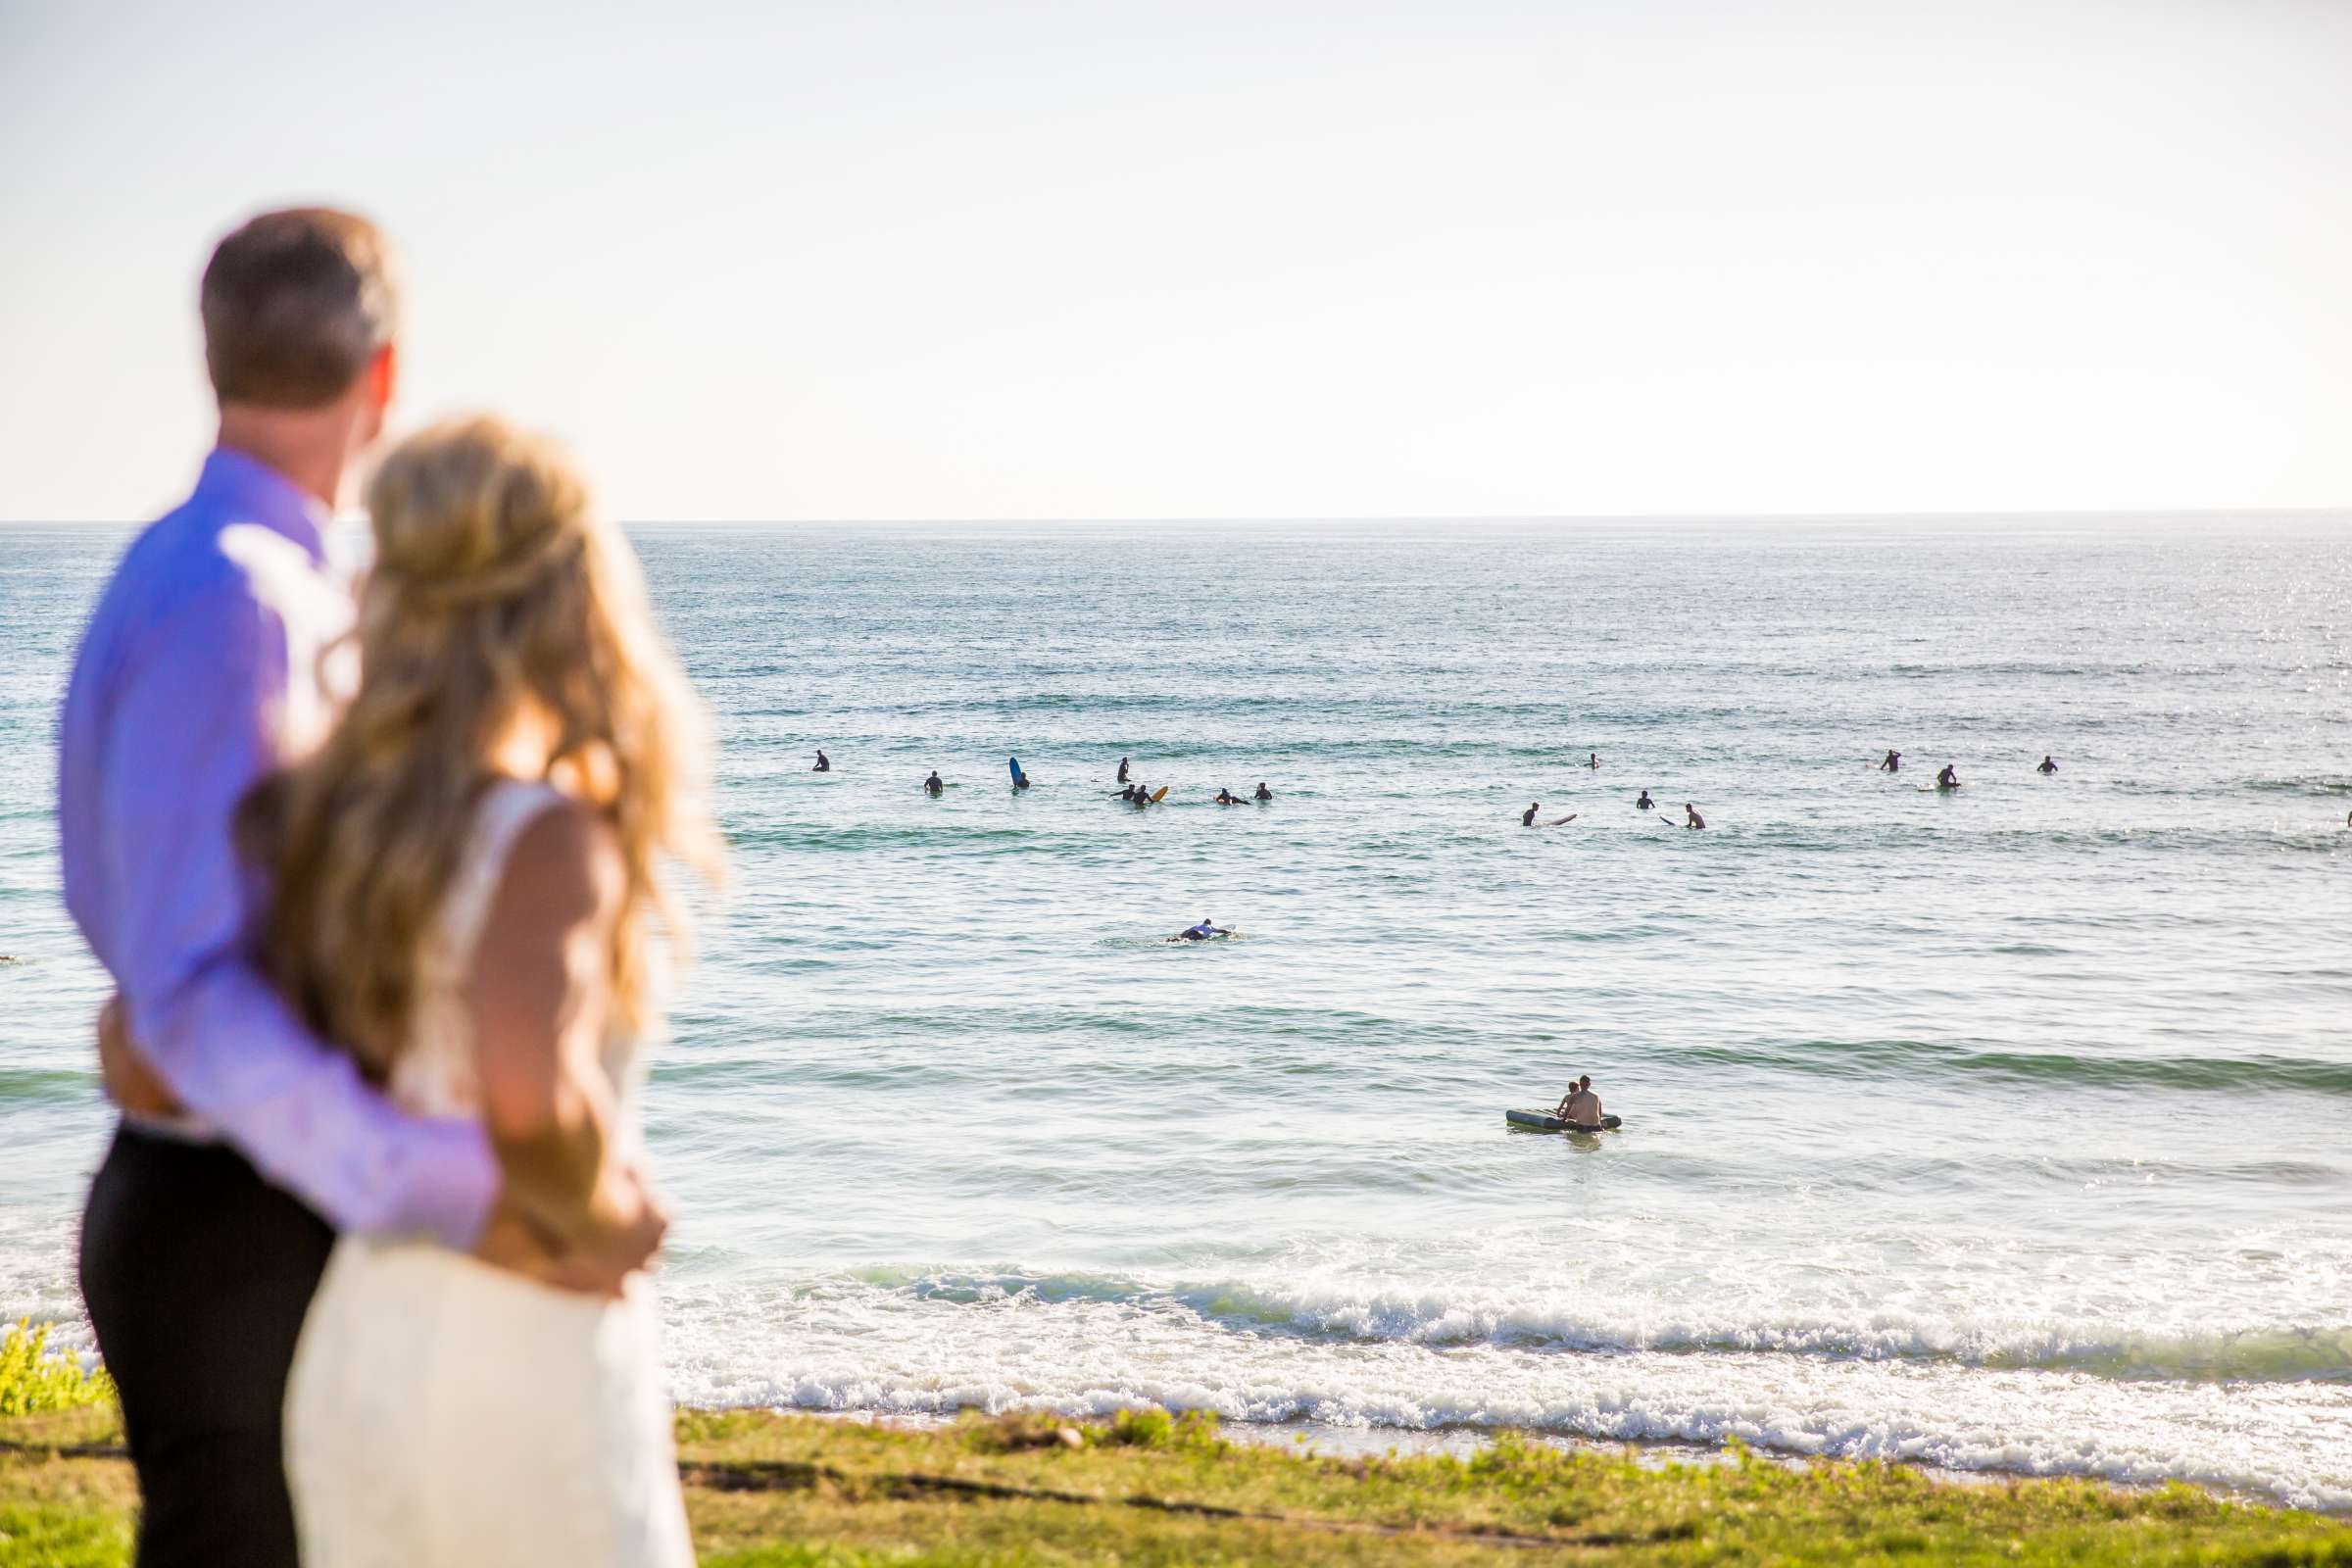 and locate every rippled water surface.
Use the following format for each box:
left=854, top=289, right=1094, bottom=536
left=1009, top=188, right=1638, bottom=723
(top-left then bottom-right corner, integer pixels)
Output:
left=4, top=517, right=2349, bottom=1507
